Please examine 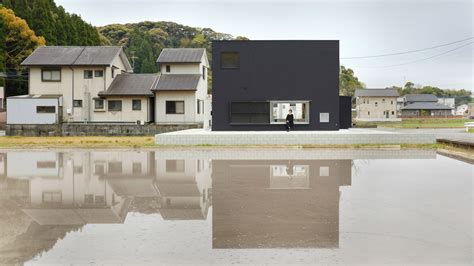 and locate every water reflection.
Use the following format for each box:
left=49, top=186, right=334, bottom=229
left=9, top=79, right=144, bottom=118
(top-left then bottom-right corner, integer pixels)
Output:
left=213, top=159, right=351, bottom=249
left=0, top=149, right=471, bottom=264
